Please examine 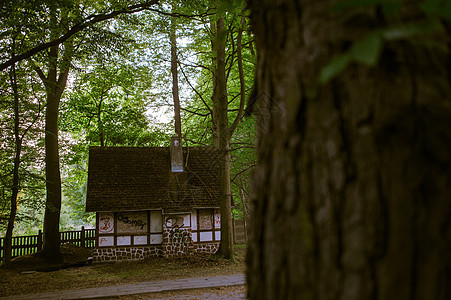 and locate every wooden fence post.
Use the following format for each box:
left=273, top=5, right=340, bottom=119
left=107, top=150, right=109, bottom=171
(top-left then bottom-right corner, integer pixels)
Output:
left=37, top=230, right=43, bottom=251
left=81, top=226, right=85, bottom=248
